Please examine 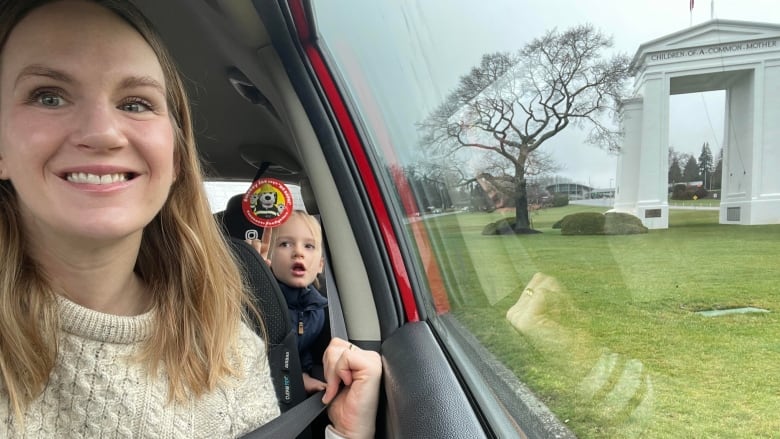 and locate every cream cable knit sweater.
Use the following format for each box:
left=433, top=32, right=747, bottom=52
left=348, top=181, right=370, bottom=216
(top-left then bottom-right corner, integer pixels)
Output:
left=0, top=297, right=281, bottom=438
